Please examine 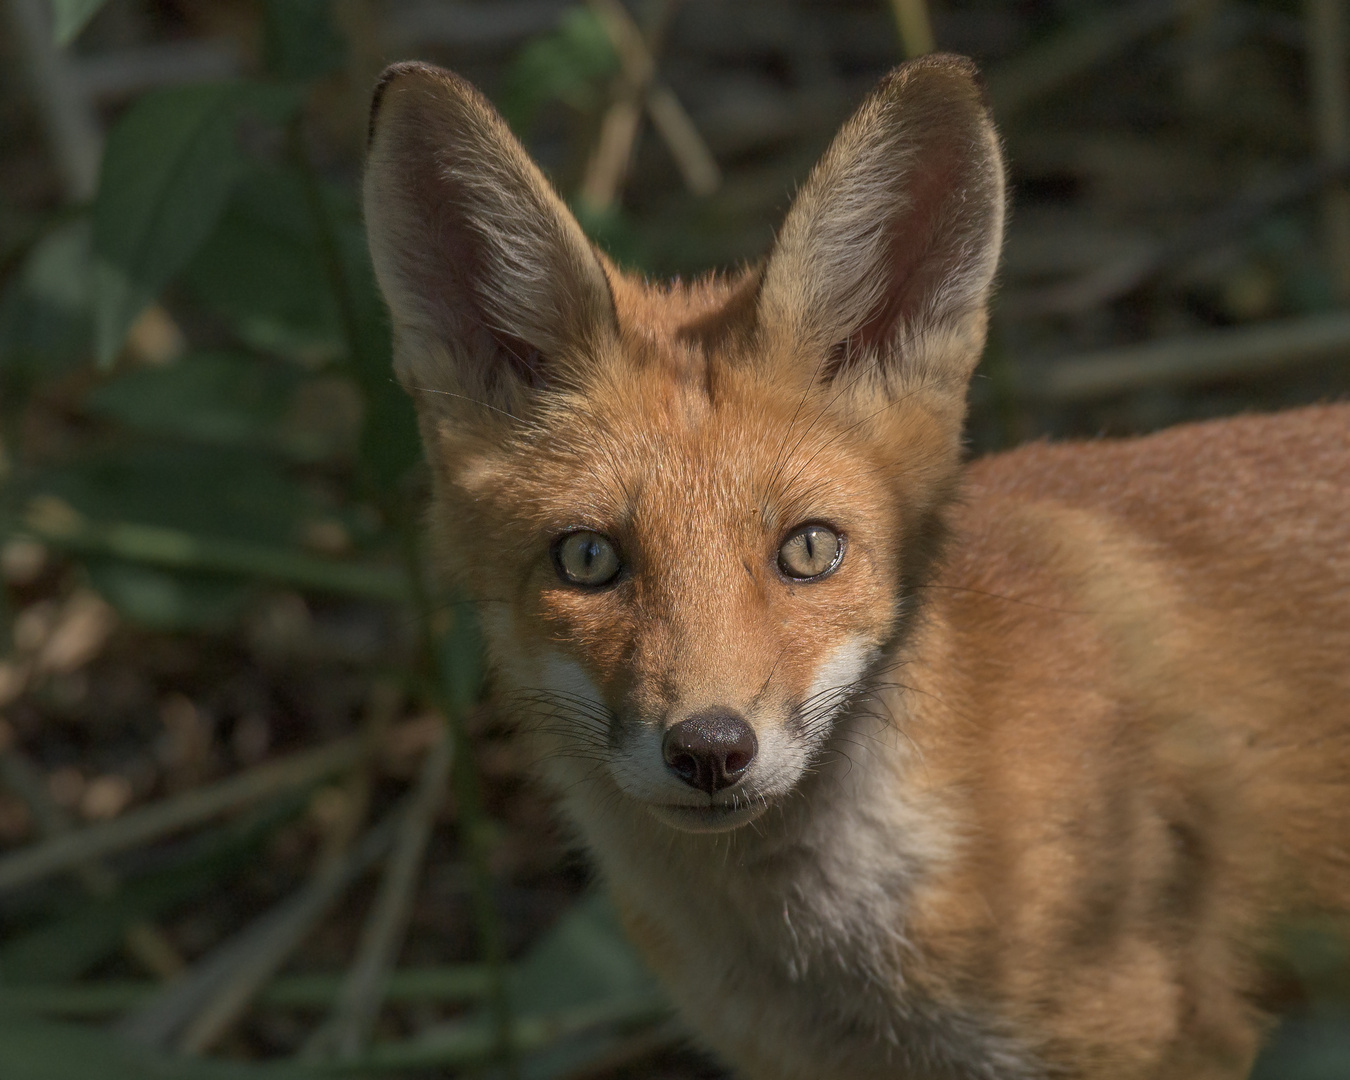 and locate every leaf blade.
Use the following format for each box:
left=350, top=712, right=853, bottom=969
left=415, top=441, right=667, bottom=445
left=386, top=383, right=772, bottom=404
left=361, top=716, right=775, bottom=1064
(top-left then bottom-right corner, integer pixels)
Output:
left=51, top=0, right=109, bottom=46
left=90, top=84, right=299, bottom=366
